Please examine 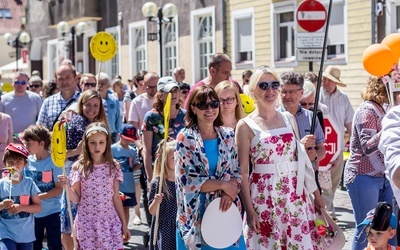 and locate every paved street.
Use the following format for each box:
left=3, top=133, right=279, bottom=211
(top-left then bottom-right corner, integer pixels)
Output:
left=124, top=188, right=356, bottom=249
